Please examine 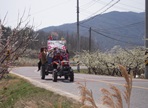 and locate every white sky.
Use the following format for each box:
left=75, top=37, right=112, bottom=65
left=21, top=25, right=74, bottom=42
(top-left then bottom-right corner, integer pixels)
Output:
left=0, top=0, right=145, bottom=30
